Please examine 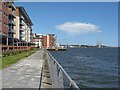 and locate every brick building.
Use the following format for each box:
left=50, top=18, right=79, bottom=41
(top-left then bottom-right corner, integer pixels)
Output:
left=42, top=34, right=56, bottom=49
left=0, top=2, right=9, bottom=45
left=7, top=2, right=16, bottom=46
left=0, top=2, right=16, bottom=45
